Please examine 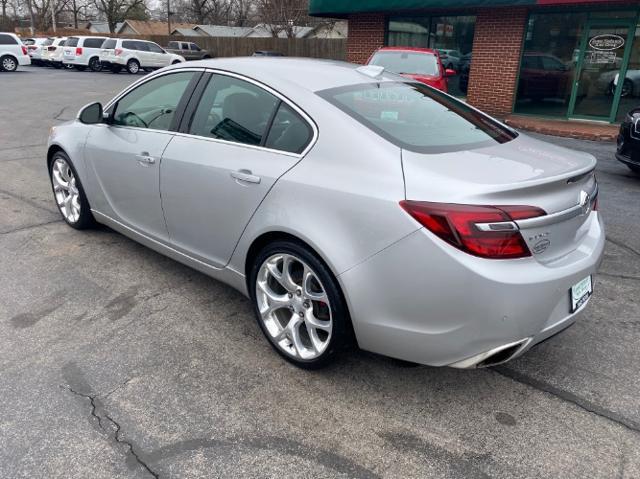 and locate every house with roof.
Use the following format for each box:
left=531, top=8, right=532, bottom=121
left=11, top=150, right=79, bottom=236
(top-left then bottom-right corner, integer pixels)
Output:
left=192, top=25, right=254, bottom=37
left=117, top=20, right=197, bottom=36
left=85, top=20, right=123, bottom=34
